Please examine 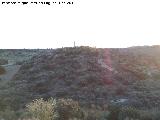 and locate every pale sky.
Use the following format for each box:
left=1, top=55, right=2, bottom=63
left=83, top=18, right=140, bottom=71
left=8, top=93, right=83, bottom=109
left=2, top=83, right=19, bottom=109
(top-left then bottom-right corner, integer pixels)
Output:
left=0, top=0, right=160, bottom=48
